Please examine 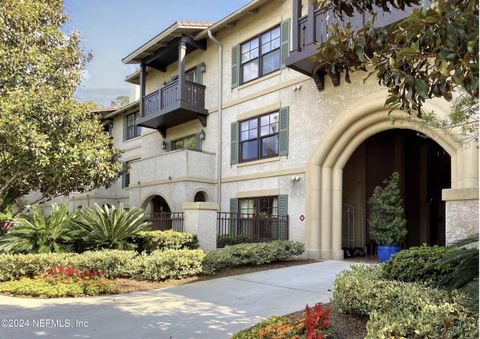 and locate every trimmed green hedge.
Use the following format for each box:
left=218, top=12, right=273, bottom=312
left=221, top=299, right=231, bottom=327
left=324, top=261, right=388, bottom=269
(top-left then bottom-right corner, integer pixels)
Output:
left=203, top=240, right=305, bottom=274
left=141, top=249, right=204, bottom=280
left=129, top=230, right=199, bottom=253
left=333, top=266, right=478, bottom=338
left=0, top=249, right=204, bottom=281
left=0, top=240, right=304, bottom=281
left=382, top=245, right=461, bottom=286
